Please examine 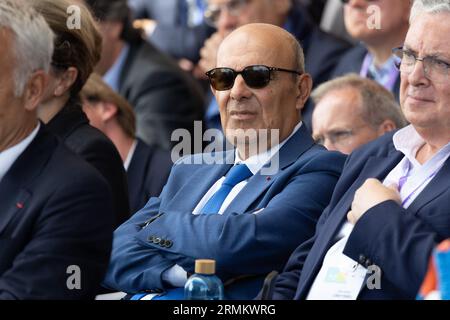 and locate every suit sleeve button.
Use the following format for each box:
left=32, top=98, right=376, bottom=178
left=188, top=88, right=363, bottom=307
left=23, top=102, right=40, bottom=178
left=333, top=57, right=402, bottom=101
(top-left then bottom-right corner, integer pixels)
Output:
left=165, top=240, right=173, bottom=248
